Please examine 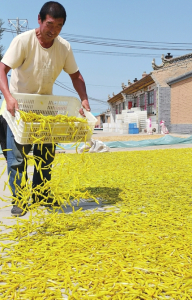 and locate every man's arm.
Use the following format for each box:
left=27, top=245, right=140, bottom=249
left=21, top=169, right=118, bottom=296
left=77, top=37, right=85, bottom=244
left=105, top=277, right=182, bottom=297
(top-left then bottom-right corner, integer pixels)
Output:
left=0, top=62, right=18, bottom=116
left=69, top=70, right=90, bottom=116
